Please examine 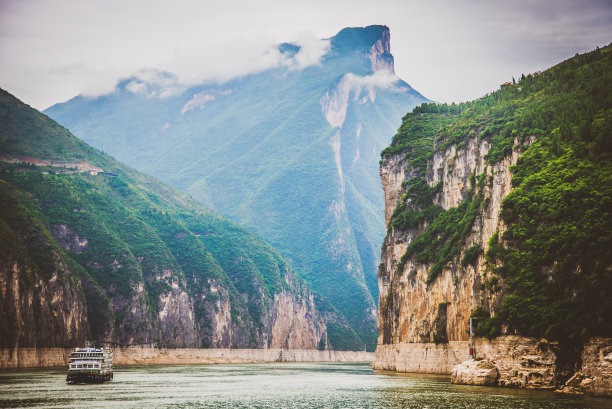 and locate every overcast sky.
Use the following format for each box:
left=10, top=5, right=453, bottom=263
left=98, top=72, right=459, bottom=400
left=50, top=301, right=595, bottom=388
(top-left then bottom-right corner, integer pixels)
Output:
left=1, top=0, right=611, bottom=110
